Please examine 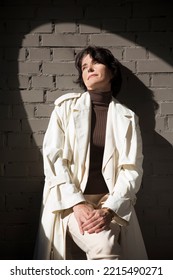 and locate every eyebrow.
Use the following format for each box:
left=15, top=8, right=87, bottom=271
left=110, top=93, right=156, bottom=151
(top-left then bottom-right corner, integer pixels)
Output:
left=81, top=63, right=87, bottom=68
